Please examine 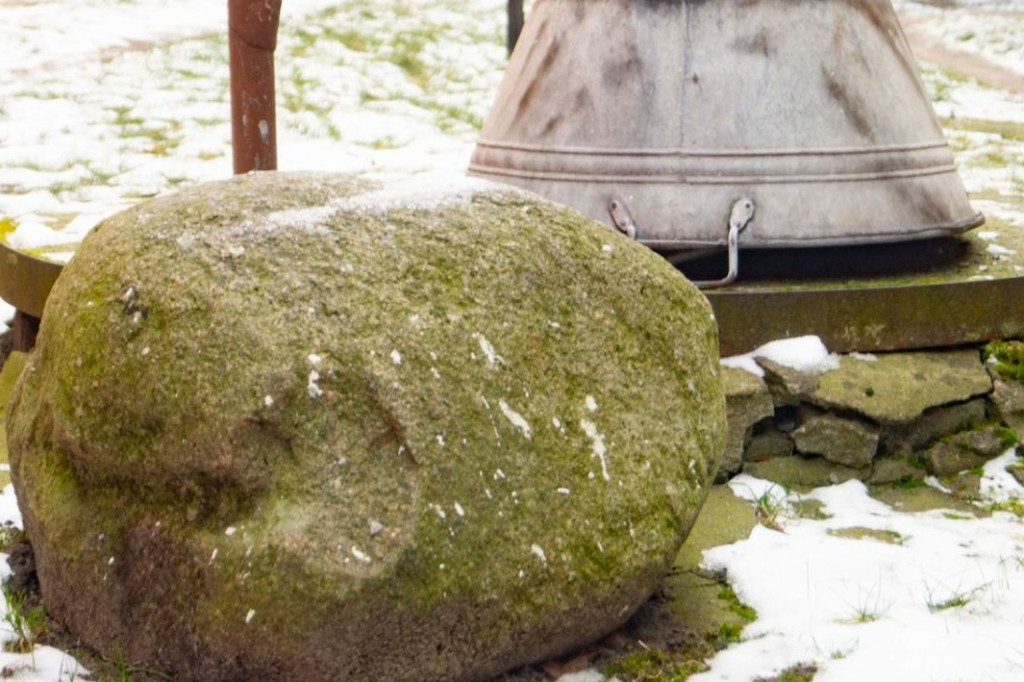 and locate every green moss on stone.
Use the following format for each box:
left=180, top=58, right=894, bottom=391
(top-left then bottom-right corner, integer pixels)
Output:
left=9, top=173, right=725, bottom=682
left=984, top=340, right=1024, bottom=384
left=603, top=649, right=708, bottom=682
